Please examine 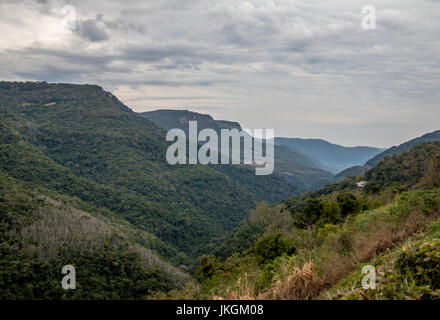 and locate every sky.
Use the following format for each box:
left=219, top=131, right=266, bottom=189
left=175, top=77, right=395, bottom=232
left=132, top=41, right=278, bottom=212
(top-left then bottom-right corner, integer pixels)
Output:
left=0, top=0, right=439, bottom=148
